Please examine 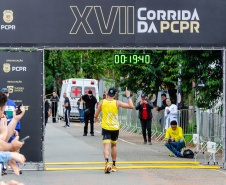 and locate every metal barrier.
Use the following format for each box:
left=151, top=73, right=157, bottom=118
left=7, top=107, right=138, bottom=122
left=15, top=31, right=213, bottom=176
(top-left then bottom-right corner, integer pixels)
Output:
left=153, top=110, right=165, bottom=142
left=200, top=112, right=223, bottom=152
left=98, top=106, right=223, bottom=154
